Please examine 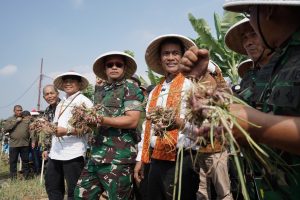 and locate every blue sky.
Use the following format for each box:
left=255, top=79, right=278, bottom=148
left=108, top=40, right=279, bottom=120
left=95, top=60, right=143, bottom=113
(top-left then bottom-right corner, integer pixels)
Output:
left=0, top=0, right=224, bottom=119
